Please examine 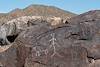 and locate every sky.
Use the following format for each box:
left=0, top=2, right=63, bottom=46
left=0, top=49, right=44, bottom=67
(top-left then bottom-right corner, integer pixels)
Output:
left=0, top=0, right=100, bottom=14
